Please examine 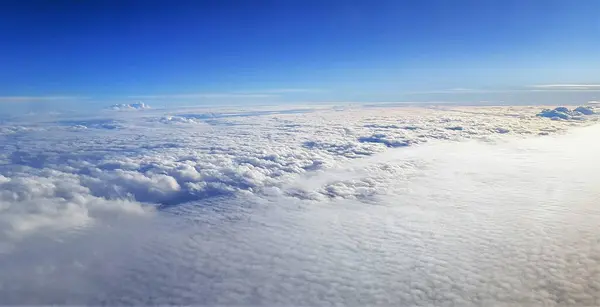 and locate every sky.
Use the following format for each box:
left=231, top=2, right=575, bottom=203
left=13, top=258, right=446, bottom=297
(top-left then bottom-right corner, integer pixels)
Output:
left=1, top=0, right=599, bottom=110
